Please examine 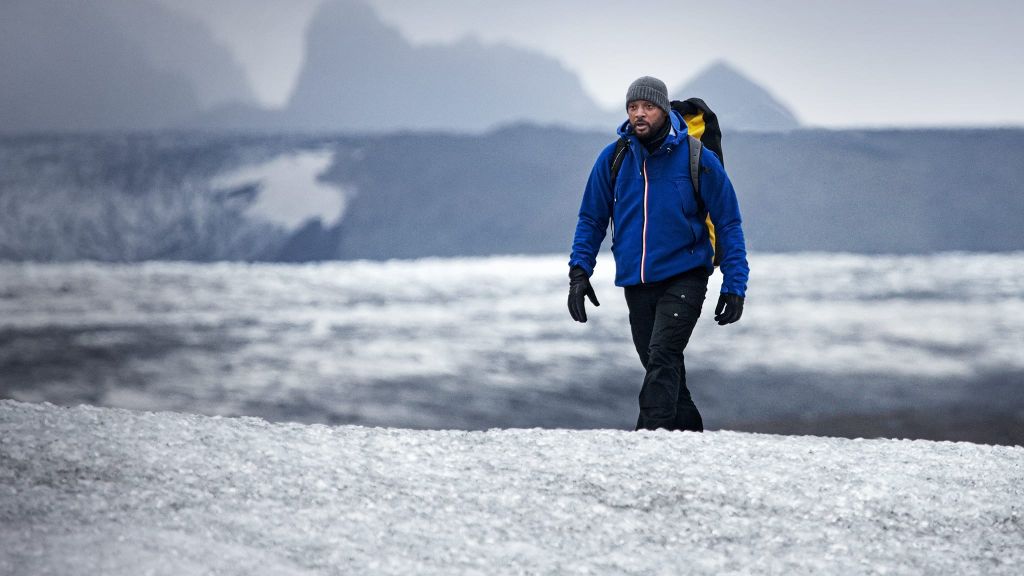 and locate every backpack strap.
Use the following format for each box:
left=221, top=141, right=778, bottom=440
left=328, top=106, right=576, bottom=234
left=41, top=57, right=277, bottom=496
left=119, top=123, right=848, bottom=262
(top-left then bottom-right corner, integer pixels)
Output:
left=609, top=136, right=628, bottom=187
left=688, top=133, right=721, bottom=267
left=687, top=134, right=705, bottom=214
